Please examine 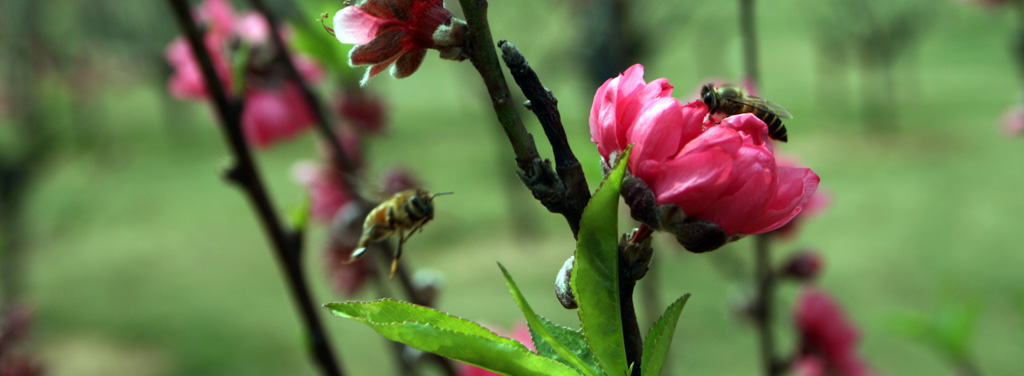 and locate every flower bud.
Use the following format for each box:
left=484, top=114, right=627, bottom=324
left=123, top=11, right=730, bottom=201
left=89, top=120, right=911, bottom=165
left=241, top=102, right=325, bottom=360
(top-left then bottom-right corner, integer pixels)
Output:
left=619, top=228, right=654, bottom=283
left=555, top=256, right=577, bottom=309
left=779, top=250, right=823, bottom=281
